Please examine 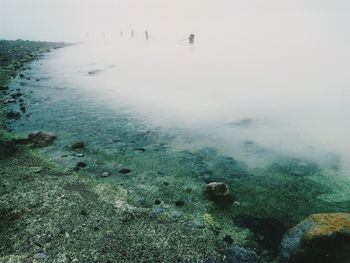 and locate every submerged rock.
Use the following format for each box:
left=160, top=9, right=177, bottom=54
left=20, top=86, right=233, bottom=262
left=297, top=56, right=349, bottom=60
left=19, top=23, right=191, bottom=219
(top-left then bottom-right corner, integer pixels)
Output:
left=279, top=213, right=350, bottom=263
left=225, top=246, right=261, bottom=263
left=118, top=168, right=131, bottom=174
left=71, top=141, right=85, bottom=150
left=6, top=111, right=21, bottom=119
left=28, top=131, right=56, bottom=147
left=205, top=182, right=234, bottom=207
